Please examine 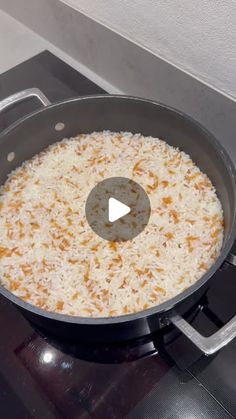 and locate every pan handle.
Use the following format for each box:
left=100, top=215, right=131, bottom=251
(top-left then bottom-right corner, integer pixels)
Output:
left=170, top=311, right=236, bottom=356
left=170, top=253, right=236, bottom=355
left=0, top=88, right=51, bottom=113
